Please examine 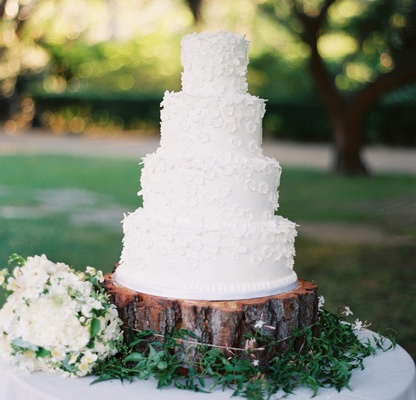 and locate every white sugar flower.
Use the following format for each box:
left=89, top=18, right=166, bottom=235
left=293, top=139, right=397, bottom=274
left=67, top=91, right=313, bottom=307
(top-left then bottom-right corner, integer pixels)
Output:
left=212, top=196, right=225, bottom=208
left=233, top=205, right=245, bottom=218
left=224, top=120, right=237, bottom=133
left=230, top=137, right=242, bottom=149
left=251, top=254, right=263, bottom=266
left=197, top=132, right=210, bottom=143
left=248, top=140, right=260, bottom=153
left=244, top=178, right=256, bottom=192
left=204, top=169, right=216, bottom=181
left=218, top=184, right=231, bottom=197
left=258, top=182, right=269, bottom=194
left=247, top=121, right=257, bottom=135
